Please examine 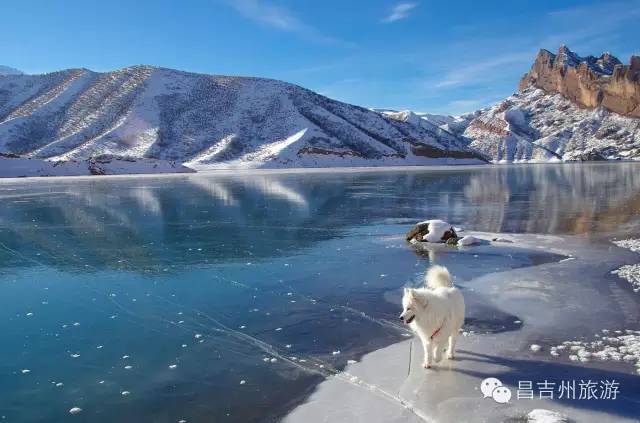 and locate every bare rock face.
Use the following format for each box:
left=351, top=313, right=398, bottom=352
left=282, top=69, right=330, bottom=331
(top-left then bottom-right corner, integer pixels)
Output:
left=519, top=45, right=640, bottom=118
